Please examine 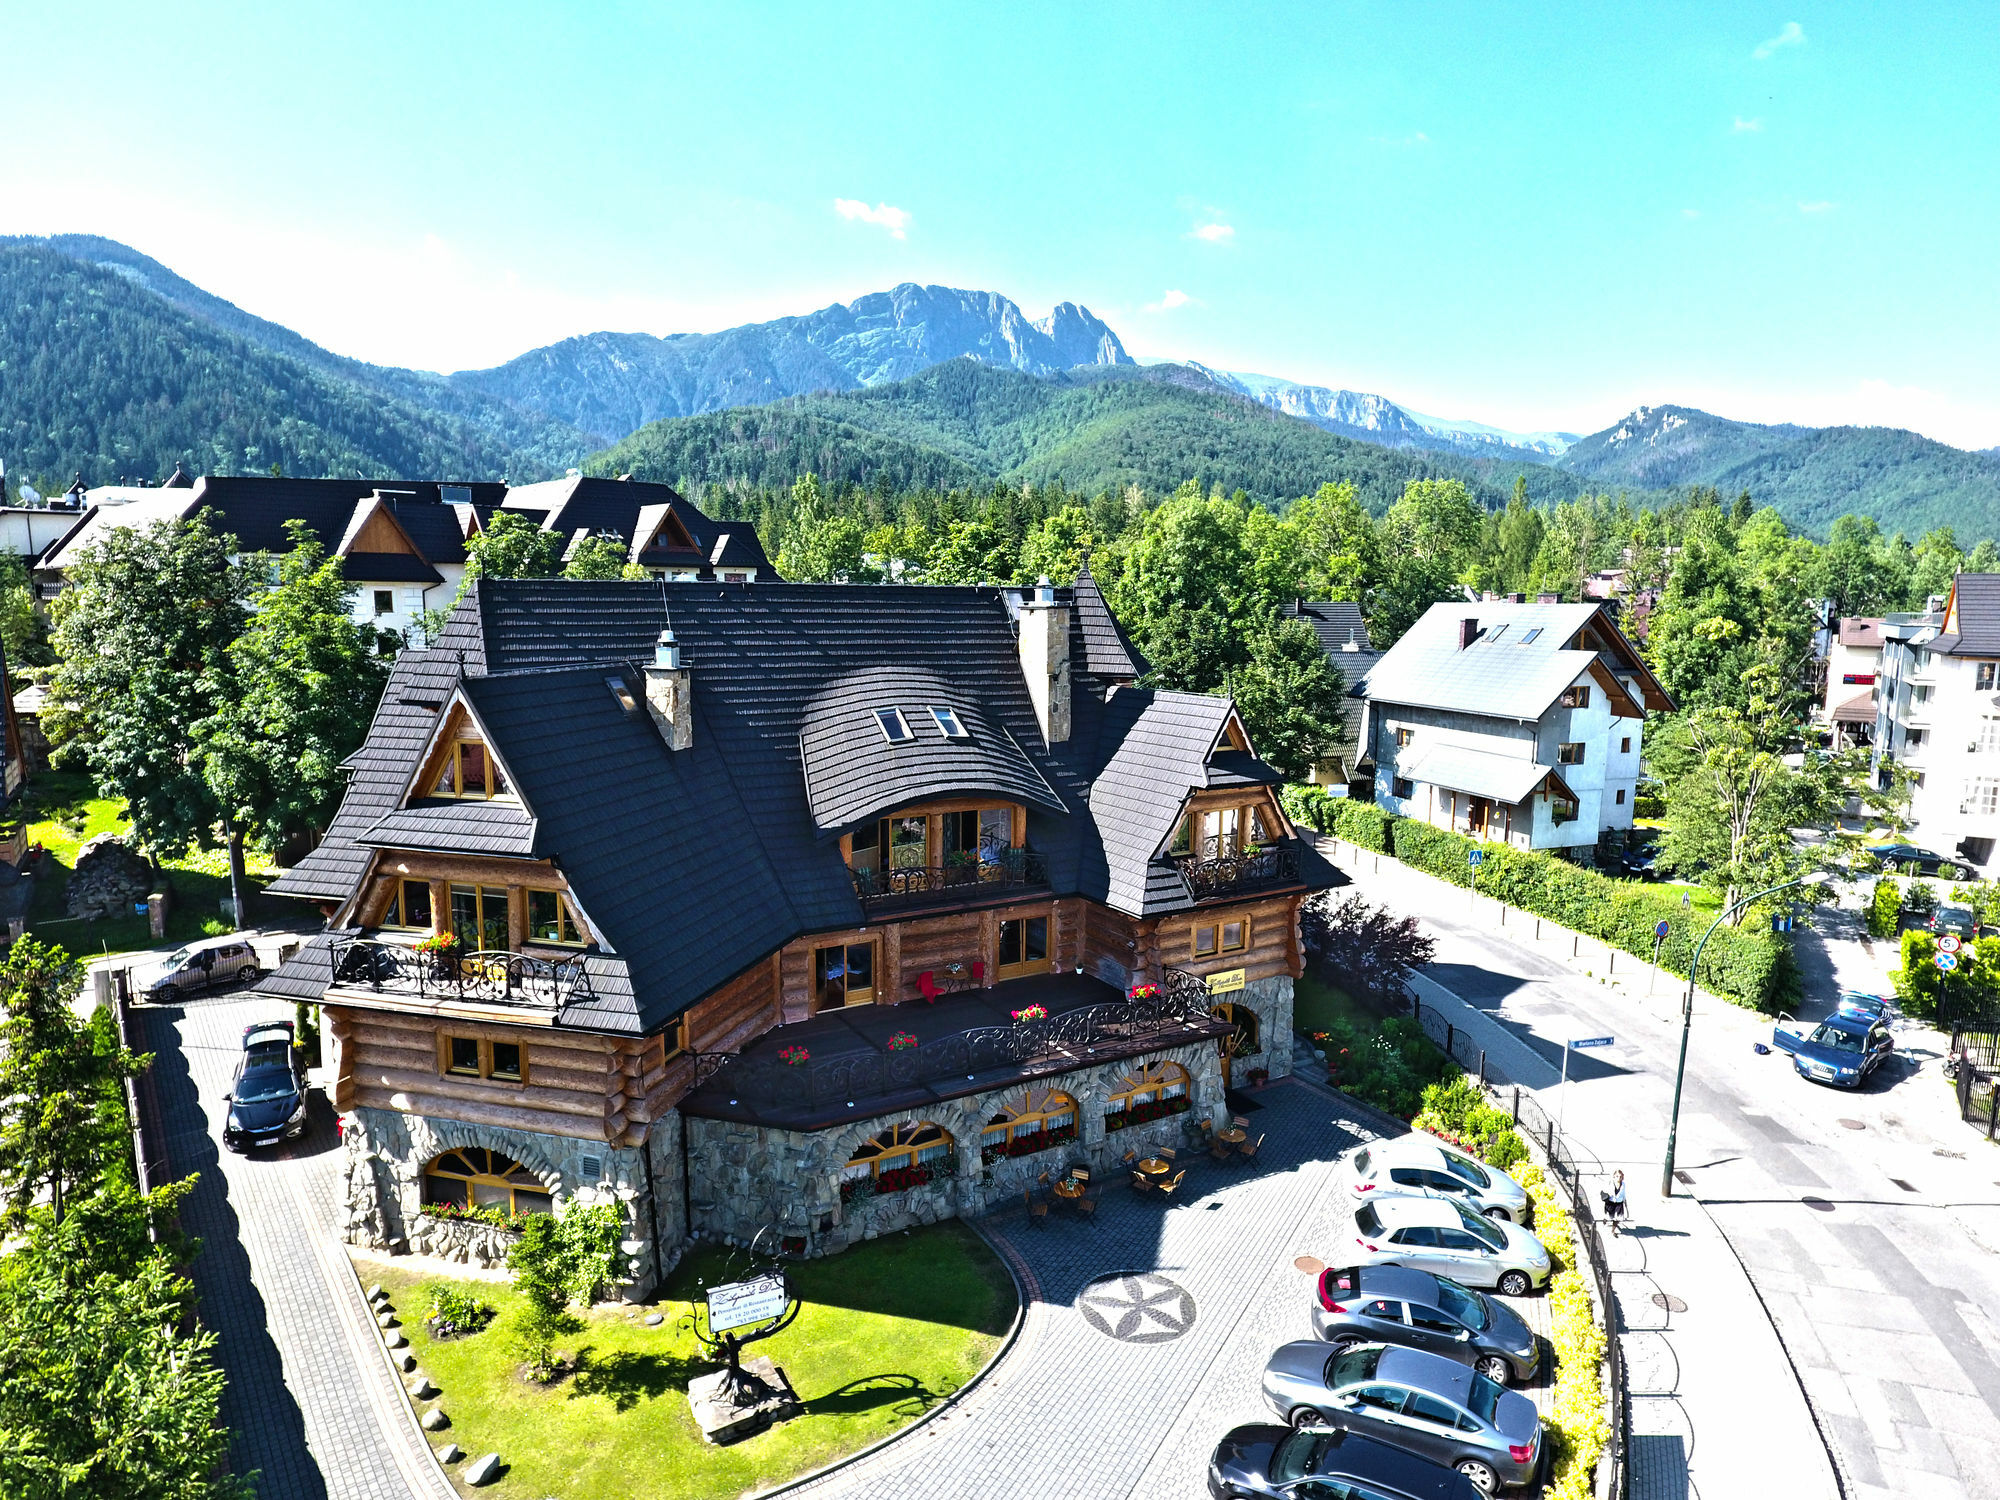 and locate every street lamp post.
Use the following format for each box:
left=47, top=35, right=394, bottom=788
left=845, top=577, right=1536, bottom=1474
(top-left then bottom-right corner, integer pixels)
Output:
left=1660, top=870, right=1830, bottom=1198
